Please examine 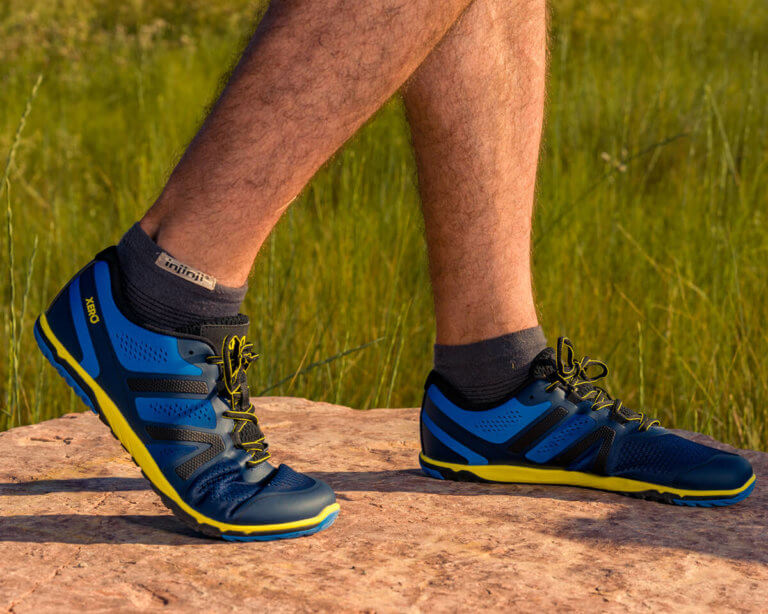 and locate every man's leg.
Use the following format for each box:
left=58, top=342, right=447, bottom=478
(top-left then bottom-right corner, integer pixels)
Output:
left=409, top=0, right=754, bottom=507
left=141, top=0, right=475, bottom=287
left=404, top=0, right=547, bottom=403
left=36, top=0, right=486, bottom=541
